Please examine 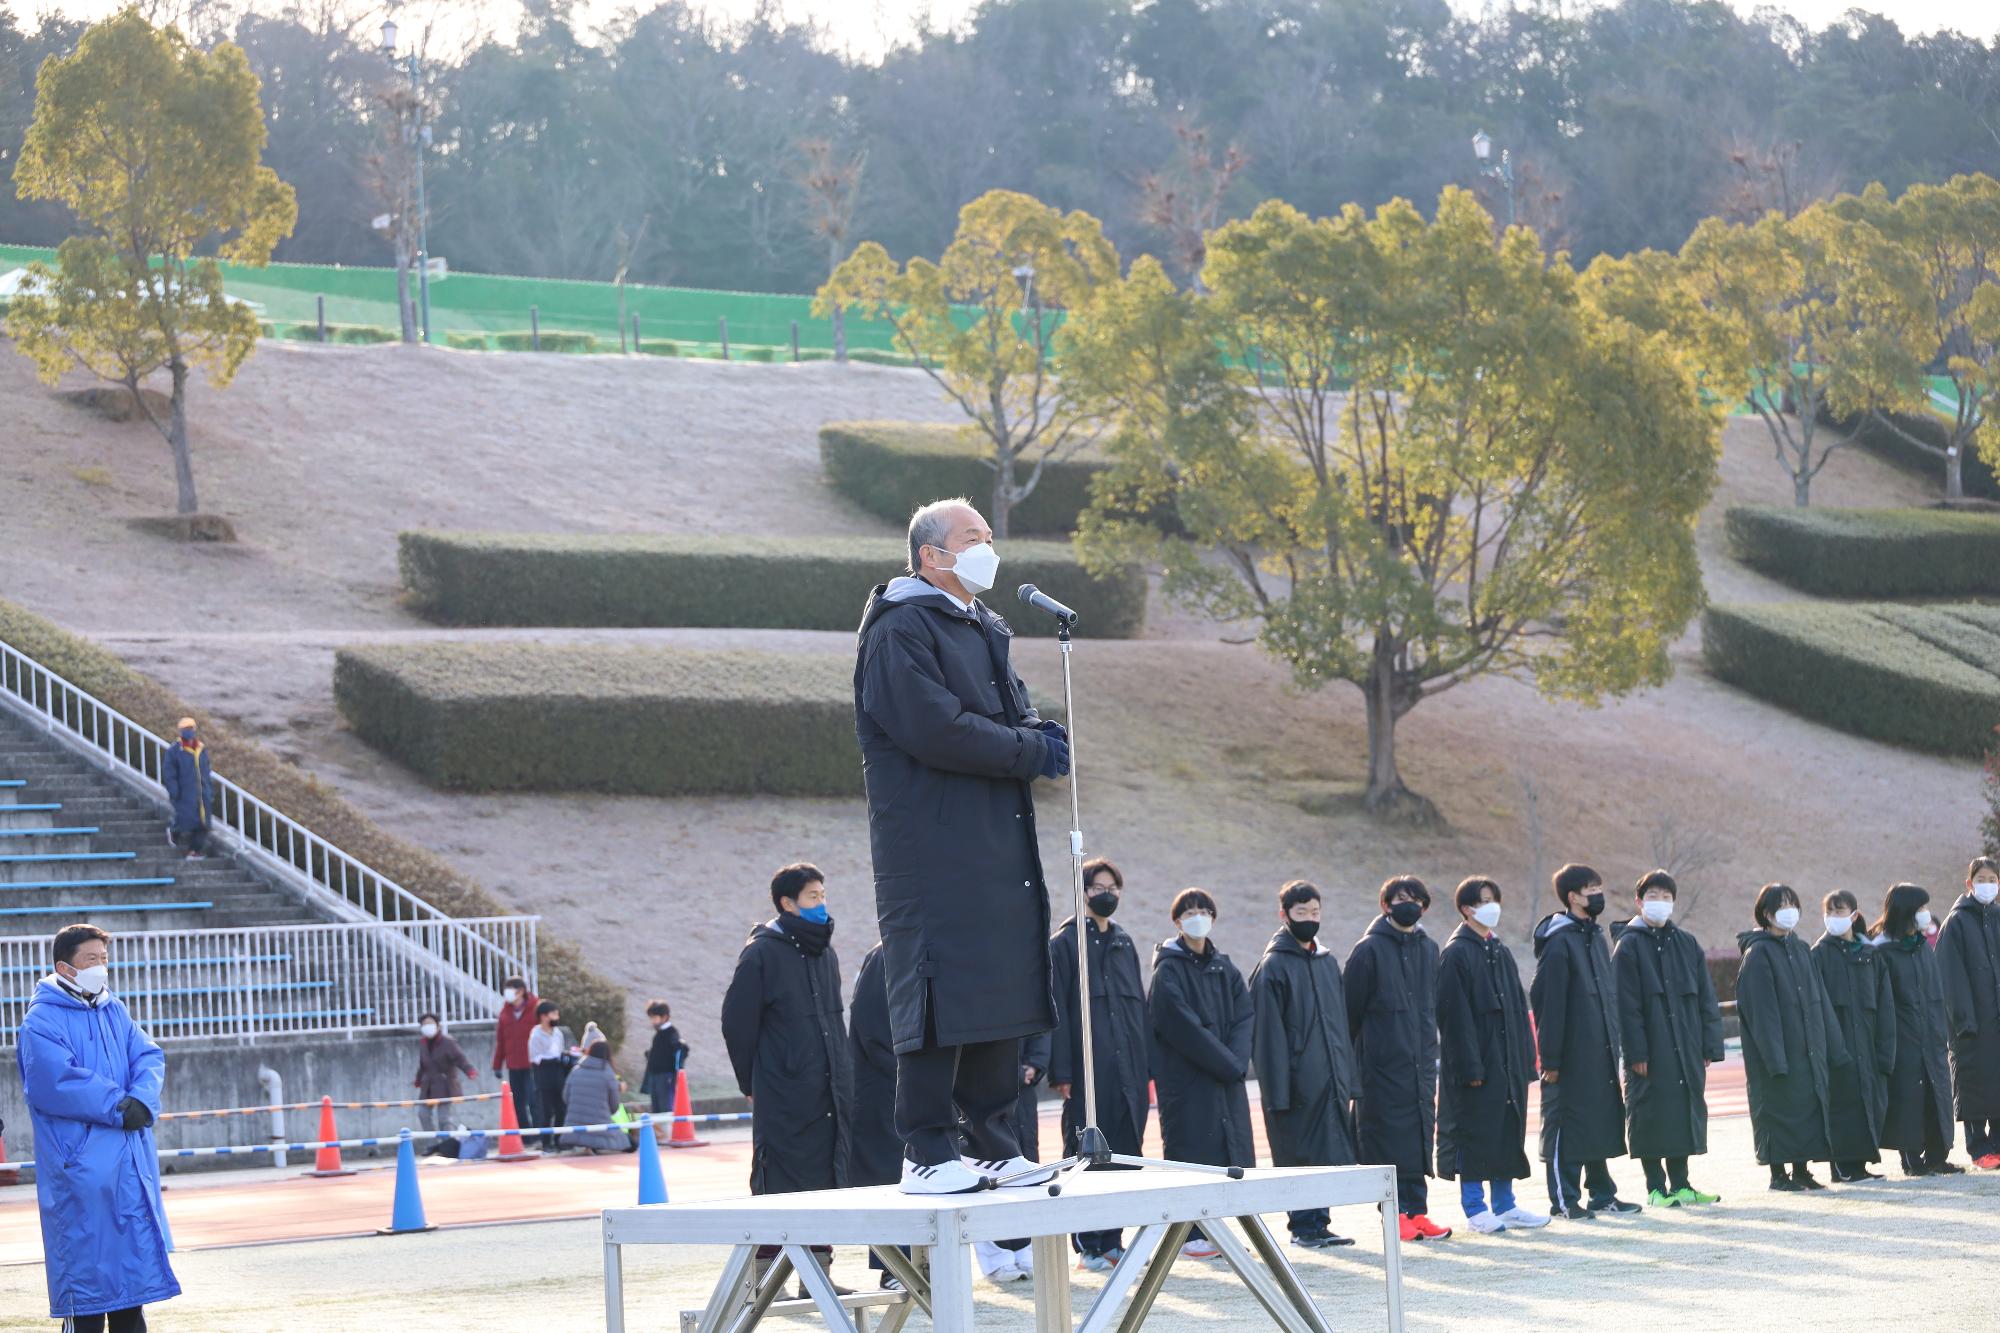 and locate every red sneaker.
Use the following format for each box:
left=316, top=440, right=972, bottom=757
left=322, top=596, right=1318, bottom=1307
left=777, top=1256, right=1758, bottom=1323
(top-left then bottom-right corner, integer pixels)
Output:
left=1397, top=1213, right=1423, bottom=1242
left=1975, top=1154, right=2000, bottom=1170
left=1409, top=1215, right=1453, bottom=1240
